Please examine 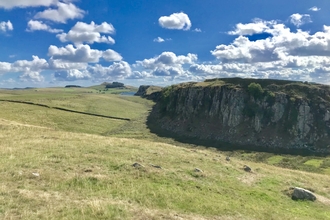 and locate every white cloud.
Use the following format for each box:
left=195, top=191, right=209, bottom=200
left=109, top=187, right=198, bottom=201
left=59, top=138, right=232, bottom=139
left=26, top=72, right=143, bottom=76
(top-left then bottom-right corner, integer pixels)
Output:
left=27, top=20, right=63, bottom=33
left=289, top=13, right=311, bottom=27
left=19, top=71, right=44, bottom=82
left=159, top=12, right=192, bottom=30
left=228, top=19, right=275, bottom=35
left=207, top=19, right=330, bottom=84
left=89, top=61, right=132, bottom=80
left=309, top=6, right=321, bottom=12
left=48, top=59, right=87, bottom=70
left=153, top=37, right=165, bottom=43
left=0, top=56, right=47, bottom=83
left=12, top=56, right=49, bottom=72
left=0, top=0, right=56, bottom=9
left=134, top=52, right=198, bottom=80
left=48, top=44, right=122, bottom=63
left=57, top=21, right=115, bottom=45
left=0, top=20, right=13, bottom=32
left=192, top=28, right=202, bottom=32
left=35, top=2, right=85, bottom=23
left=54, top=69, right=91, bottom=81
left=135, top=52, right=197, bottom=70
